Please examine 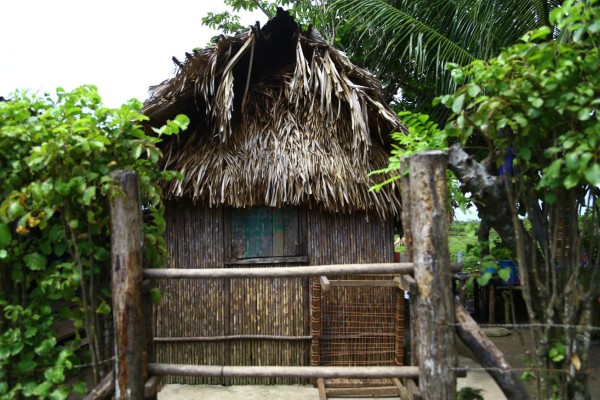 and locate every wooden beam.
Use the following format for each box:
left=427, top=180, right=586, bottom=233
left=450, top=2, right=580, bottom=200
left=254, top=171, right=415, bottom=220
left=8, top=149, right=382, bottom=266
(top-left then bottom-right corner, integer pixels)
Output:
left=325, top=386, right=402, bottom=396
left=317, top=378, right=327, bottom=400
left=454, top=303, right=530, bottom=399
left=153, top=335, right=311, bottom=342
left=83, top=371, right=114, bottom=400
left=148, top=364, right=420, bottom=379
left=144, top=263, right=416, bottom=279
left=327, top=280, right=398, bottom=288
left=141, top=280, right=156, bottom=400
left=109, top=170, right=146, bottom=399
left=319, top=275, right=330, bottom=293
left=406, top=378, right=421, bottom=400
left=409, top=151, right=456, bottom=399
left=395, top=275, right=416, bottom=292
left=393, top=378, right=410, bottom=400
left=144, top=376, right=162, bottom=399
left=224, top=255, right=308, bottom=265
